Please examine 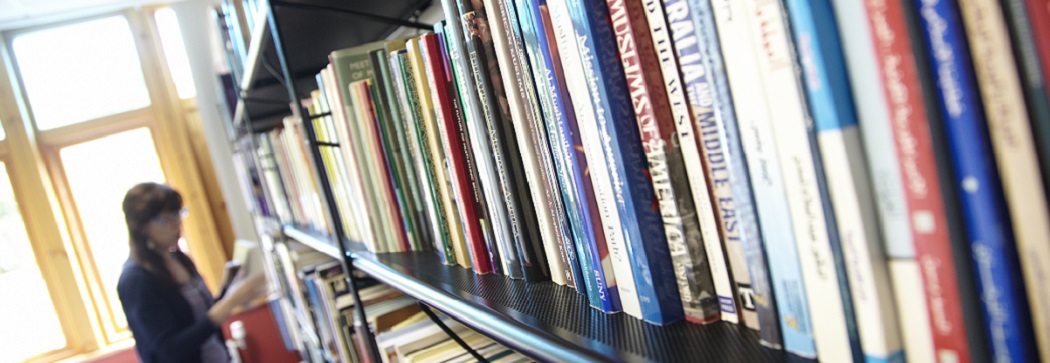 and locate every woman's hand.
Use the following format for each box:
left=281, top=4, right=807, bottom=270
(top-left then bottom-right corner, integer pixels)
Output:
left=207, top=274, right=268, bottom=326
